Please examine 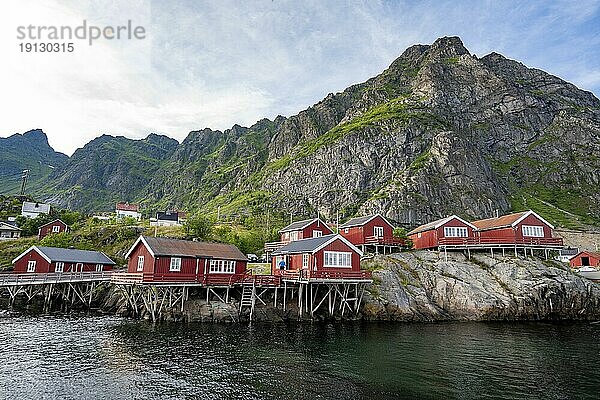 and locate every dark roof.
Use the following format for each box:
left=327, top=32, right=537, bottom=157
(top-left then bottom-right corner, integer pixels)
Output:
left=141, top=236, right=247, bottom=261
left=156, top=211, right=179, bottom=221
left=36, top=246, right=116, bottom=265
left=339, top=214, right=393, bottom=229
left=273, top=234, right=337, bottom=255
left=0, top=221, right=20, bottom=231
left=279, top=219, right=315, bottom=233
